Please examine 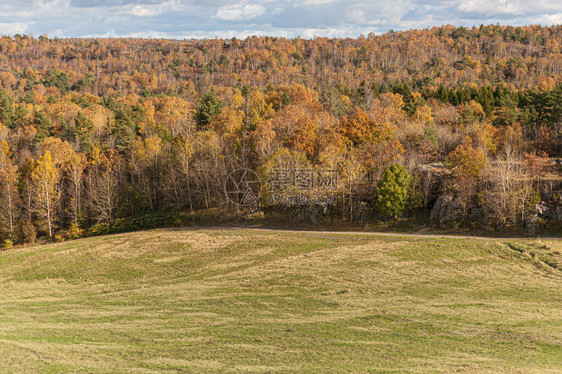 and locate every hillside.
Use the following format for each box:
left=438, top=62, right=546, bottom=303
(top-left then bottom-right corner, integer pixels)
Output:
left=0, top=229, right=561, bottom=373
left=0, top=26, right=561, bottom=246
